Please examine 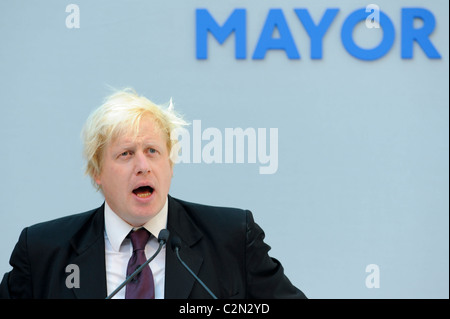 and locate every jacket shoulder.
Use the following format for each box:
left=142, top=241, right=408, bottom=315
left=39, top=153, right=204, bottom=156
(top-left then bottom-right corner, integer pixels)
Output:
left=25, top=206, right=102, bottom=248
left=171, top=197, right=249, bottom=229
left=168, top=196, right=252, bottom=251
